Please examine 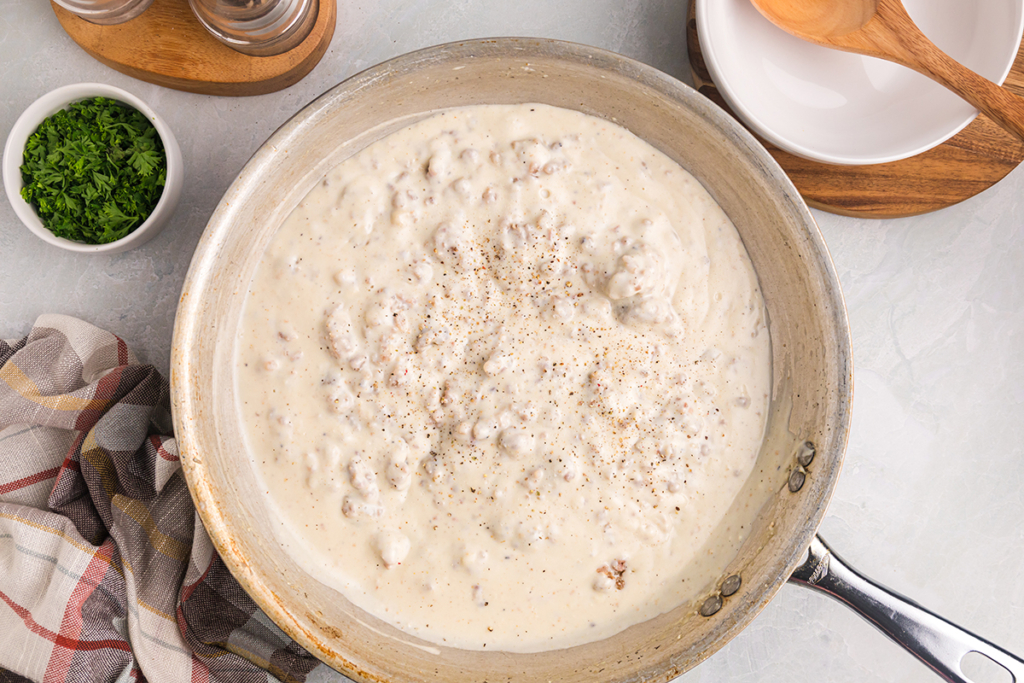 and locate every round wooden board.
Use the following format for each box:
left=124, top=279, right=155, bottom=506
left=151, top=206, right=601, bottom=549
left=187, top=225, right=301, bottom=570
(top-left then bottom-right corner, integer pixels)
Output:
left=687, top=0, right=1024, bottom=218
left=52, top=0, right=336, bottom=97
